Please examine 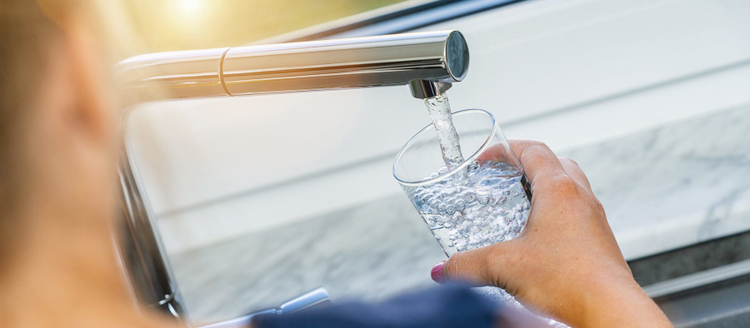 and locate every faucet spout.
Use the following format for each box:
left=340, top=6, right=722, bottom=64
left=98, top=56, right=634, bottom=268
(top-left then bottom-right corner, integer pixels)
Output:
left=409, top=80, right=452, bottom=99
